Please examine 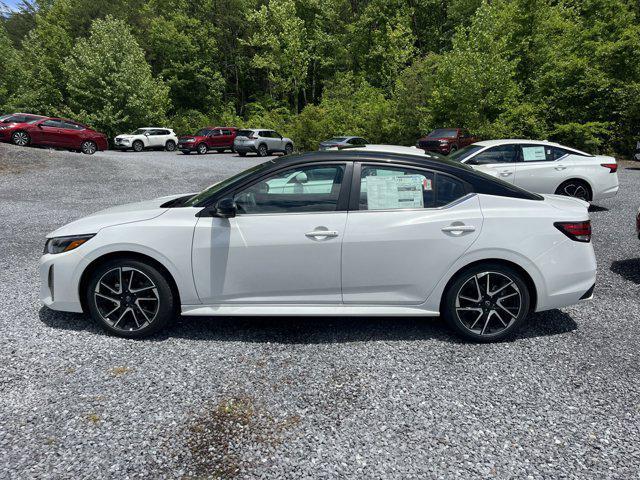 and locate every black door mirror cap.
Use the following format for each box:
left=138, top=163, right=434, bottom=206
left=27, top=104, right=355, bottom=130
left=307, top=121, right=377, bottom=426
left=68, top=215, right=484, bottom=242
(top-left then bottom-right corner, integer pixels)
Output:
left=214, top=198, right=237, bottom=218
